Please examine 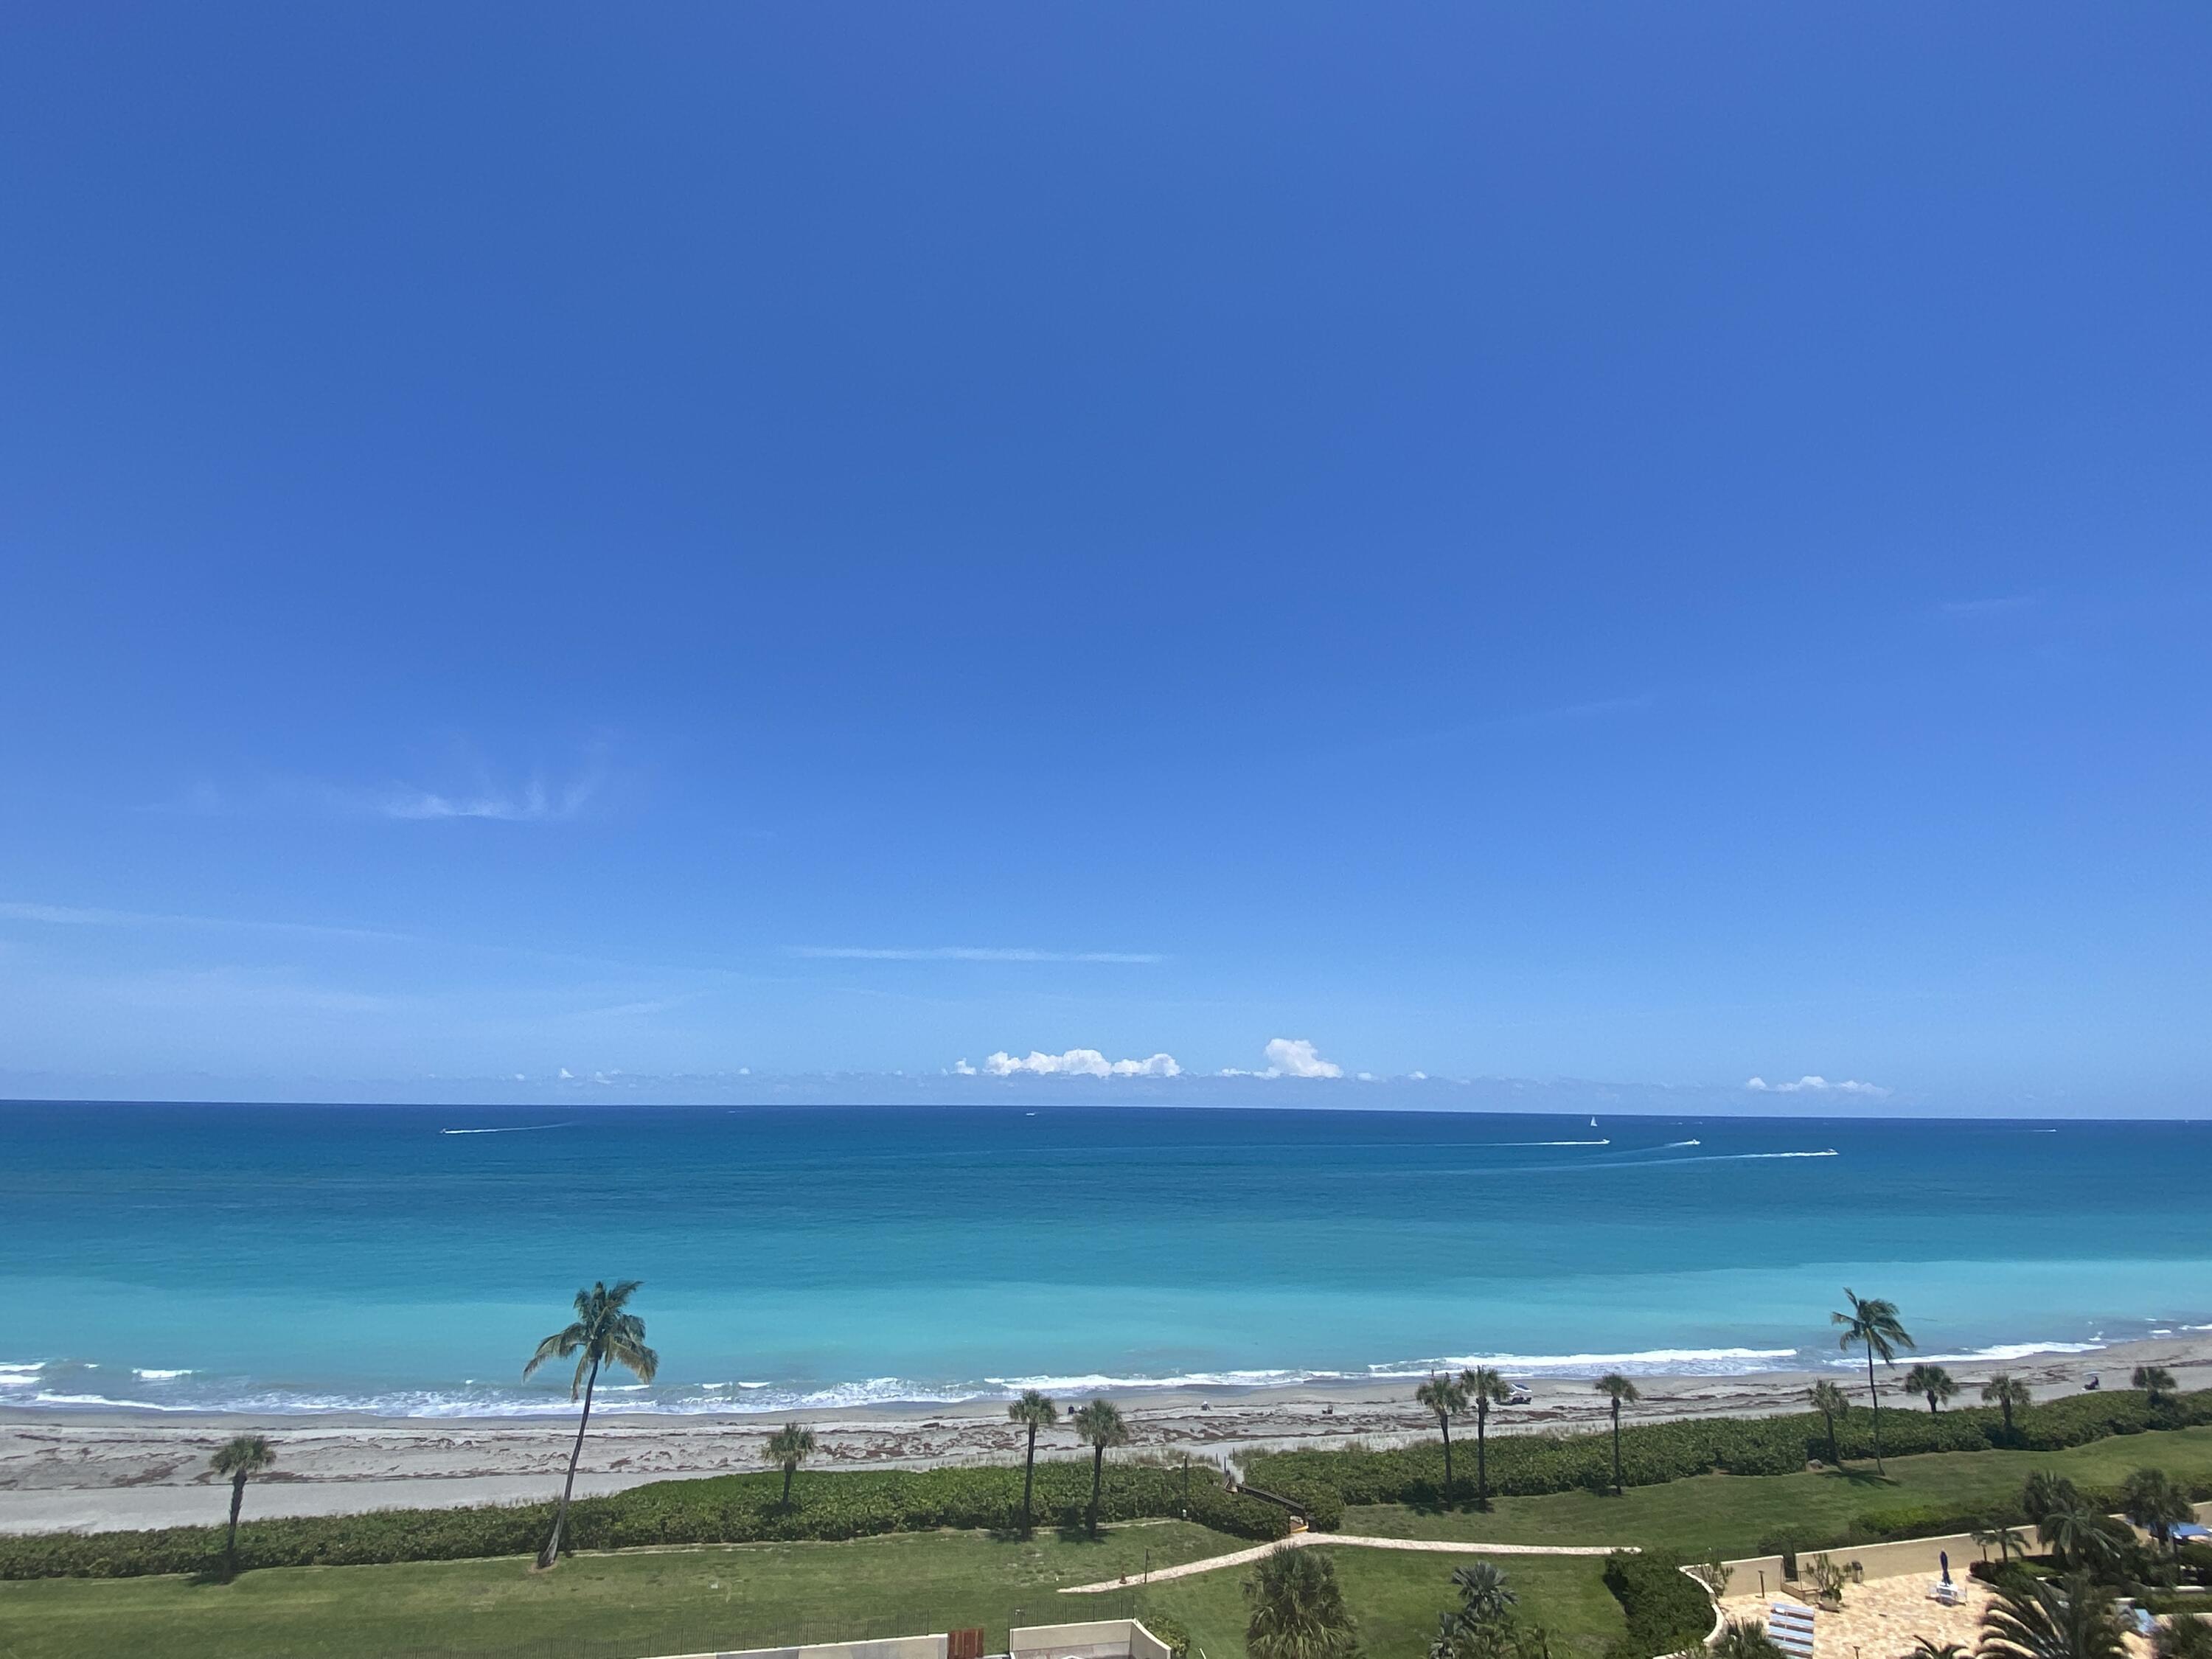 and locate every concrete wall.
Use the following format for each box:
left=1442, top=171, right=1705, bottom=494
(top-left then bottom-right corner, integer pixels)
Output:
left=1723, top=1529, right=2026, bottom=1593
left=1012, top=1618, right=1172, bottom=1659
left=652, top=1636, right=950, bottom=1659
